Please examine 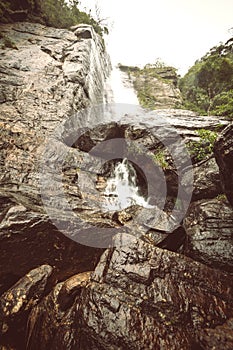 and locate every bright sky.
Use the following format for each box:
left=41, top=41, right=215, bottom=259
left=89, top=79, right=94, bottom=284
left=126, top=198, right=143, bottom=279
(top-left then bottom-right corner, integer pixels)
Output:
left=80, top=0, right=233, bottom=76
